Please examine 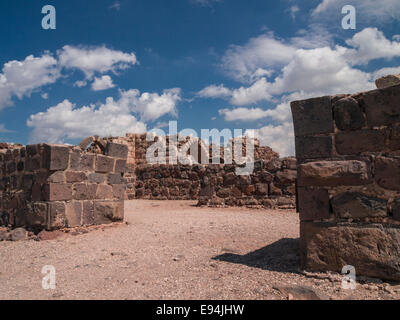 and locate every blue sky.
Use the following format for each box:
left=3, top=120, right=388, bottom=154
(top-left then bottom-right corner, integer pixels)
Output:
left=0, top=0, right=400, bottom=156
